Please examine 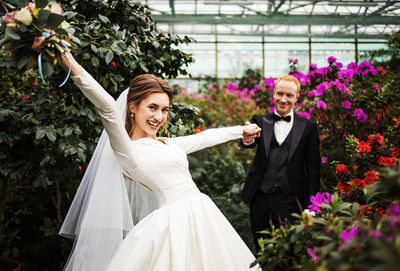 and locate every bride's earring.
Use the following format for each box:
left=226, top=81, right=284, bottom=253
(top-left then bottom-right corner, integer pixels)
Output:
left=130, top=112, right=135, bottom=119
